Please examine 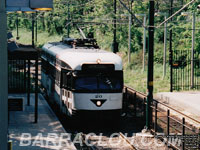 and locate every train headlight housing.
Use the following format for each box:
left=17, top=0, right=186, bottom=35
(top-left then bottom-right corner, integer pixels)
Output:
left=91, top=99, right=106, bottom=107
left=96, top=59, right=101, bottom=64
left=96, top=101, right=101, bottom=106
